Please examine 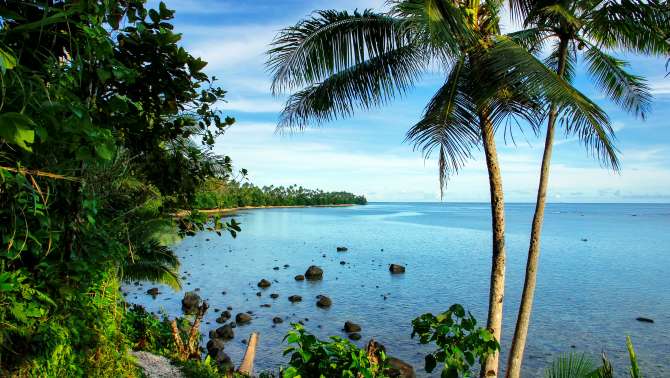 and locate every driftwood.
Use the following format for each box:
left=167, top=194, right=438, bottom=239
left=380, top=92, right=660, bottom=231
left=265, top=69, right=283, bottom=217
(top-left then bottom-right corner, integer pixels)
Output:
left=170, top=301, right=209, bottom=361
left=237, top=332, right=259, bottom=376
